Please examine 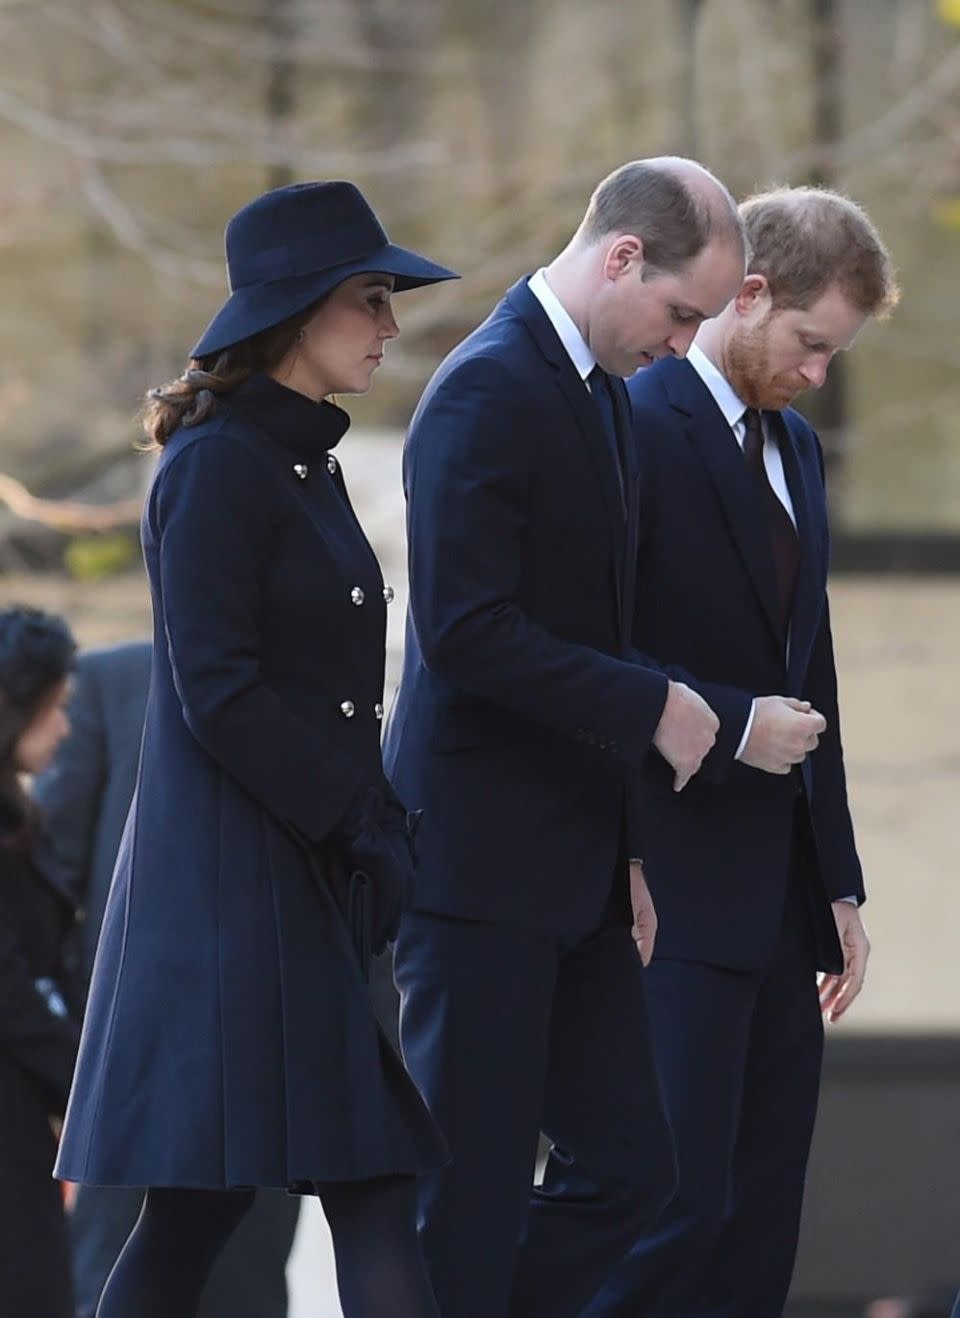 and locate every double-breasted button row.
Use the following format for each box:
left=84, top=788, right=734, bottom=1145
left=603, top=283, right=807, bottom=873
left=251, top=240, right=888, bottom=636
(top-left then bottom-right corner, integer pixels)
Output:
left=349, top=585, right=395, bottom=606
left=575, top=727, right=620, bottom=754
left=339, top=701, right=385, bottom=721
